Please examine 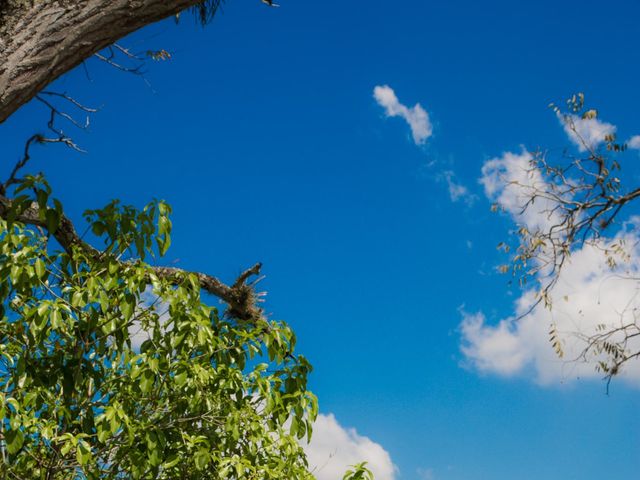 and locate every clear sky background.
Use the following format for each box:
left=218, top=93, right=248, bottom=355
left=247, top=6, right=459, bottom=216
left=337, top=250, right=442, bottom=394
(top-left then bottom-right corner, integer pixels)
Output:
left=3, top=1, right=640, bottom=478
